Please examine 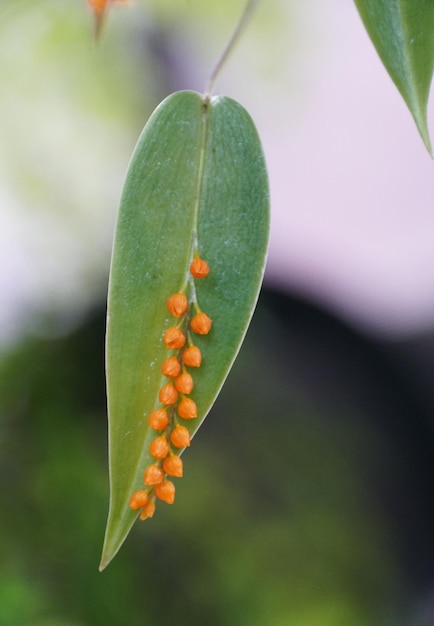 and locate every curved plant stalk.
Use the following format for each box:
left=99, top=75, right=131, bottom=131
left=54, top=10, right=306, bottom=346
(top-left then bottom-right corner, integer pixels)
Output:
left=205, top=0, right=261, bottom=99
